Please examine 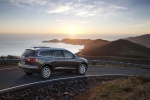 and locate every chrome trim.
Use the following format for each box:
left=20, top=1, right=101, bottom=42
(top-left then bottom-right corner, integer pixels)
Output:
left=54, top=67, right=76, bottom=70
